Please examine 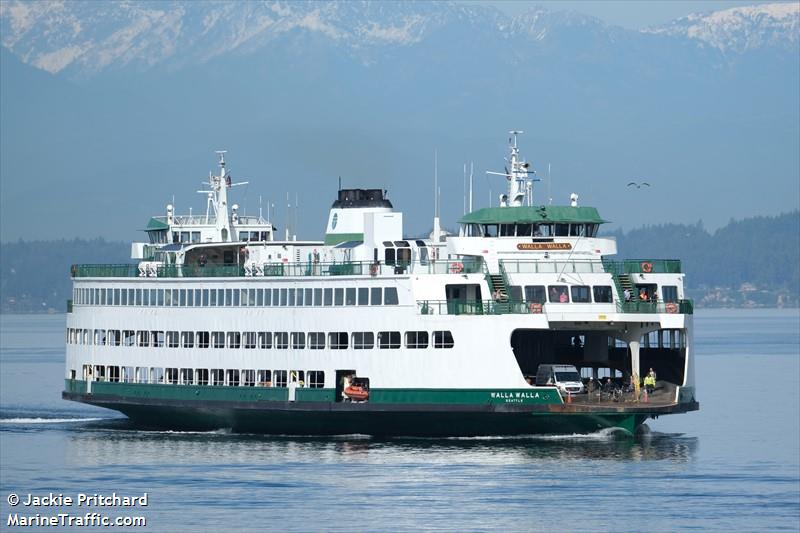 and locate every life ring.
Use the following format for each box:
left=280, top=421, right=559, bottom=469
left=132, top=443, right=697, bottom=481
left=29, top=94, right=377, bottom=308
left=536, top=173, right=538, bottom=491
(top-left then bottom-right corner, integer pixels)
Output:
left=641, top=261, right=653, bottom=273
left=369, top=264, right=378, bottom=277
left=529, top=302, right=543, bottom=313
left=665, top=302, right=679, bottom=314
left=344, top=385, right=369, bottom=401
left=449, top=262, right=464, bottom=274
